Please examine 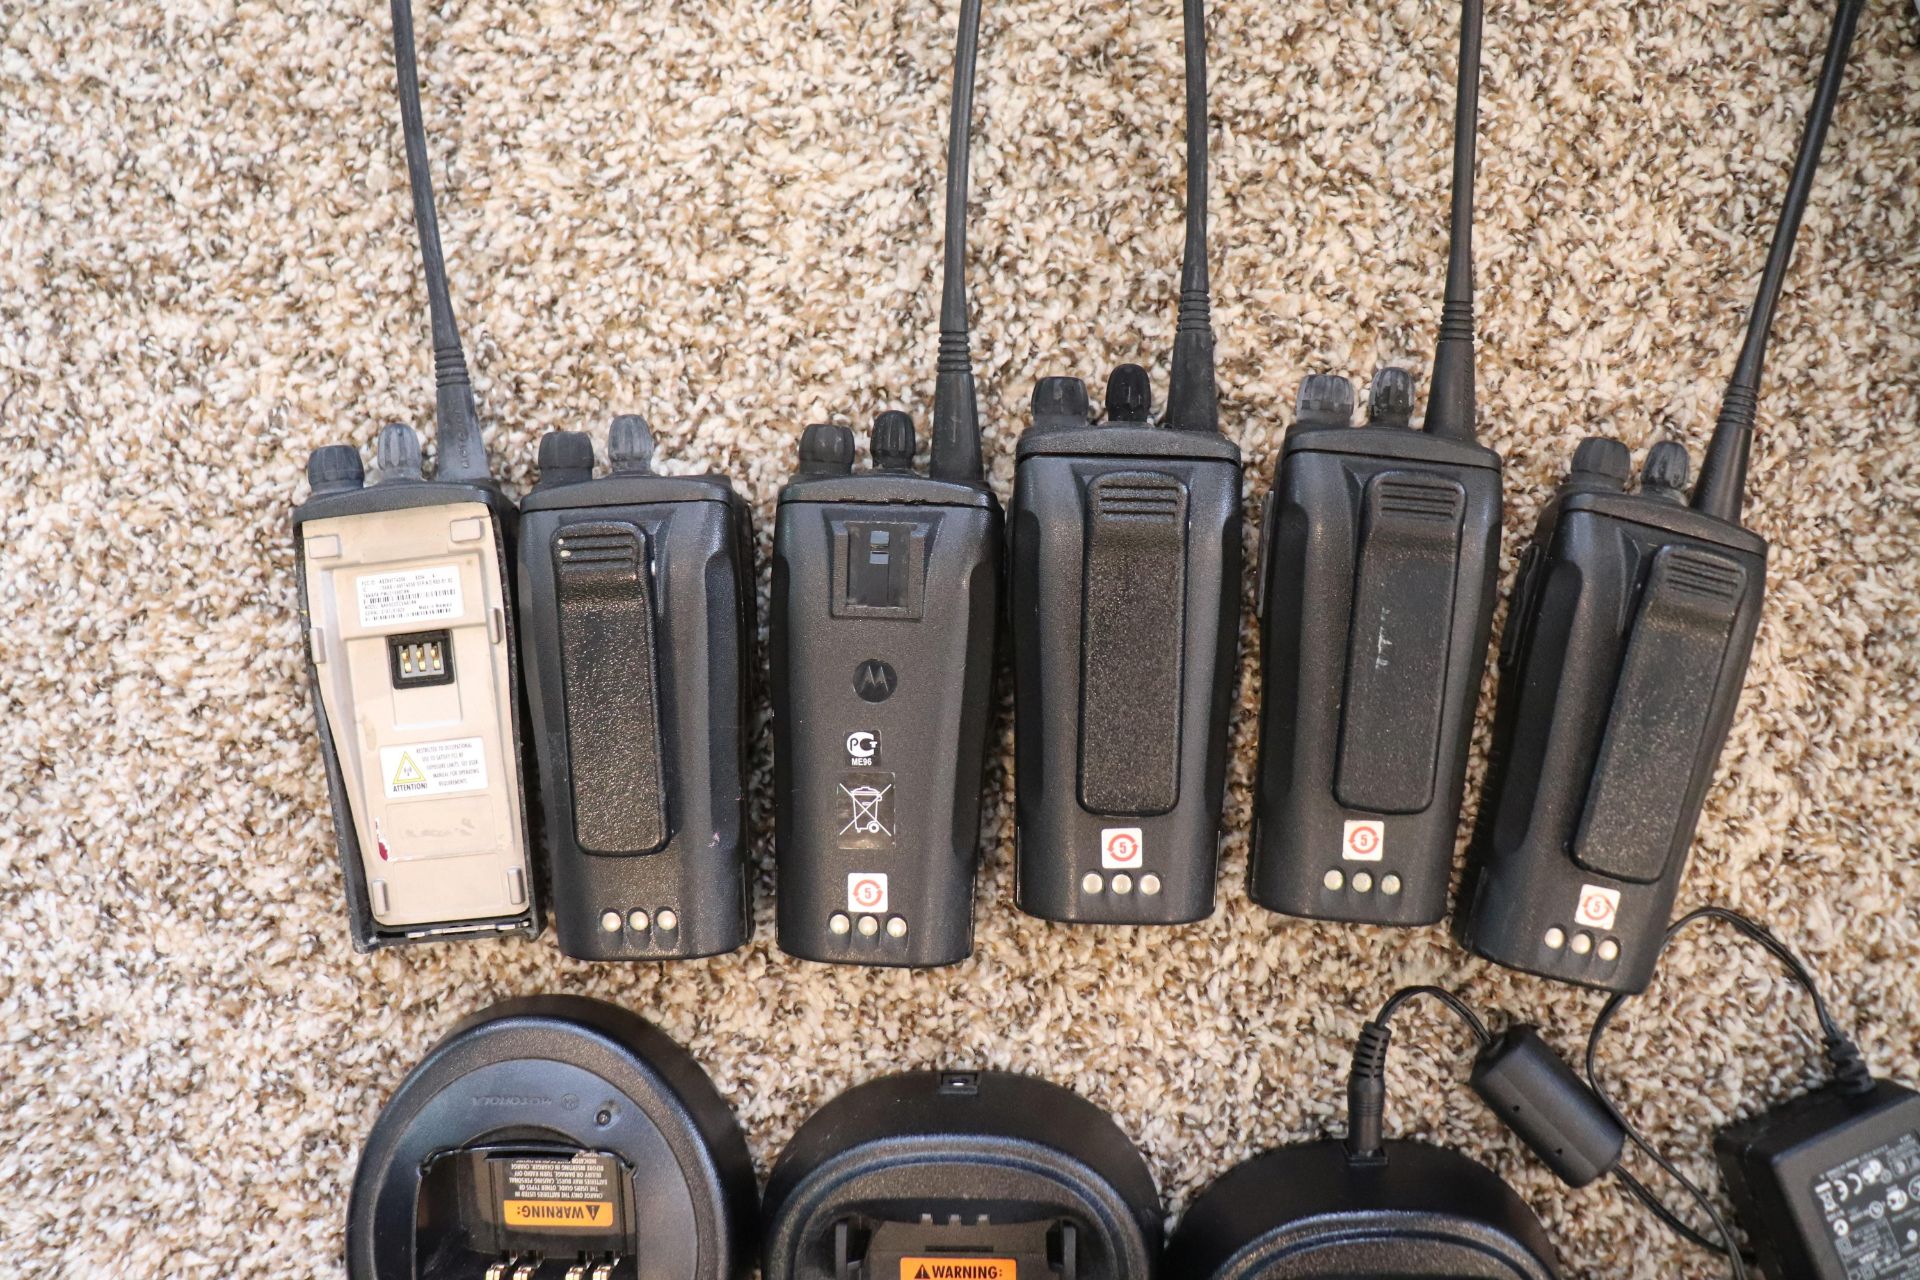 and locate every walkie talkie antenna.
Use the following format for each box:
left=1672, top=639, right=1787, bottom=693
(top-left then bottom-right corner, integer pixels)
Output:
left=388, top=0, right=490, bottom=485
left=929, top=0, right=985, bottom=485
left=1165, top=0, right=1218, bottom=434
left=1692, top=0, right=1865, bottom=522
left=1423, top=0, right=1483, bottom=441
